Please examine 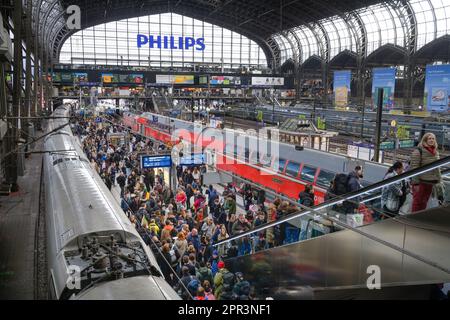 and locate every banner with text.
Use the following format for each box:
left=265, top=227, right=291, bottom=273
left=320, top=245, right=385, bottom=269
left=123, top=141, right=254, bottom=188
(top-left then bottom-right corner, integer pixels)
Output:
left=333, top=70, right=351, bottom=110
left=251, top=77, right=284, bottom=86
left=372, top=67, right=396, bottom=110
left=424, top=64, right=450, bottom=113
